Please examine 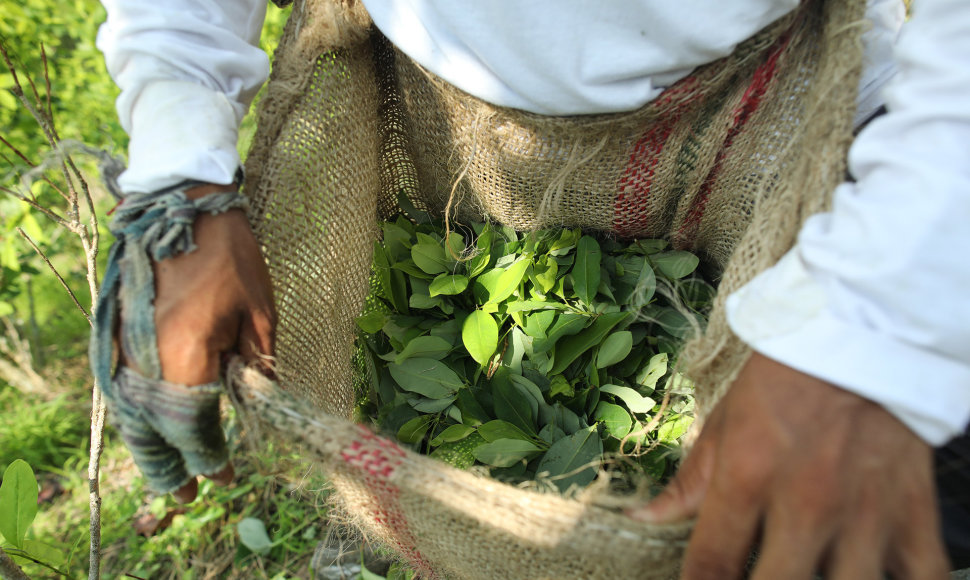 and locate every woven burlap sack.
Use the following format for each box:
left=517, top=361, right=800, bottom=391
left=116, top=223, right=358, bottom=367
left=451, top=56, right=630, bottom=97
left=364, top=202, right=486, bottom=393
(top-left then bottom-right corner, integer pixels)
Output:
left=241, top=0, right=865, bottom=577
